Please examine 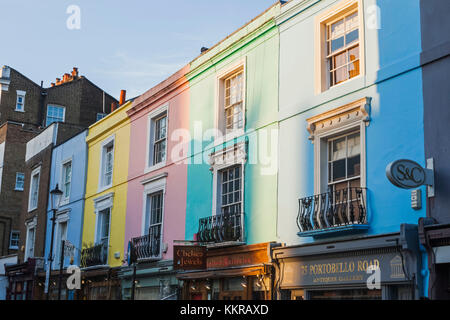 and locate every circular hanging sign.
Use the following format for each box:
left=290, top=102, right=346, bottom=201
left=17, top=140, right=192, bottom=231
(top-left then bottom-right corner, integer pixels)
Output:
left=386, top=159, right=426, bottom=189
